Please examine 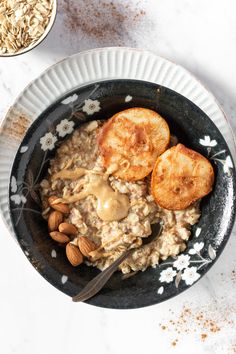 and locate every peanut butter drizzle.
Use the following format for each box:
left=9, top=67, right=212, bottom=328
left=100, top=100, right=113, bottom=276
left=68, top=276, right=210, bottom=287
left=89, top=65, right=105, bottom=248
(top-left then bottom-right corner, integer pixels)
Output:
left=52, top=168, right=130, bottom=222
left=51, top=167, right=87, bottom=181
